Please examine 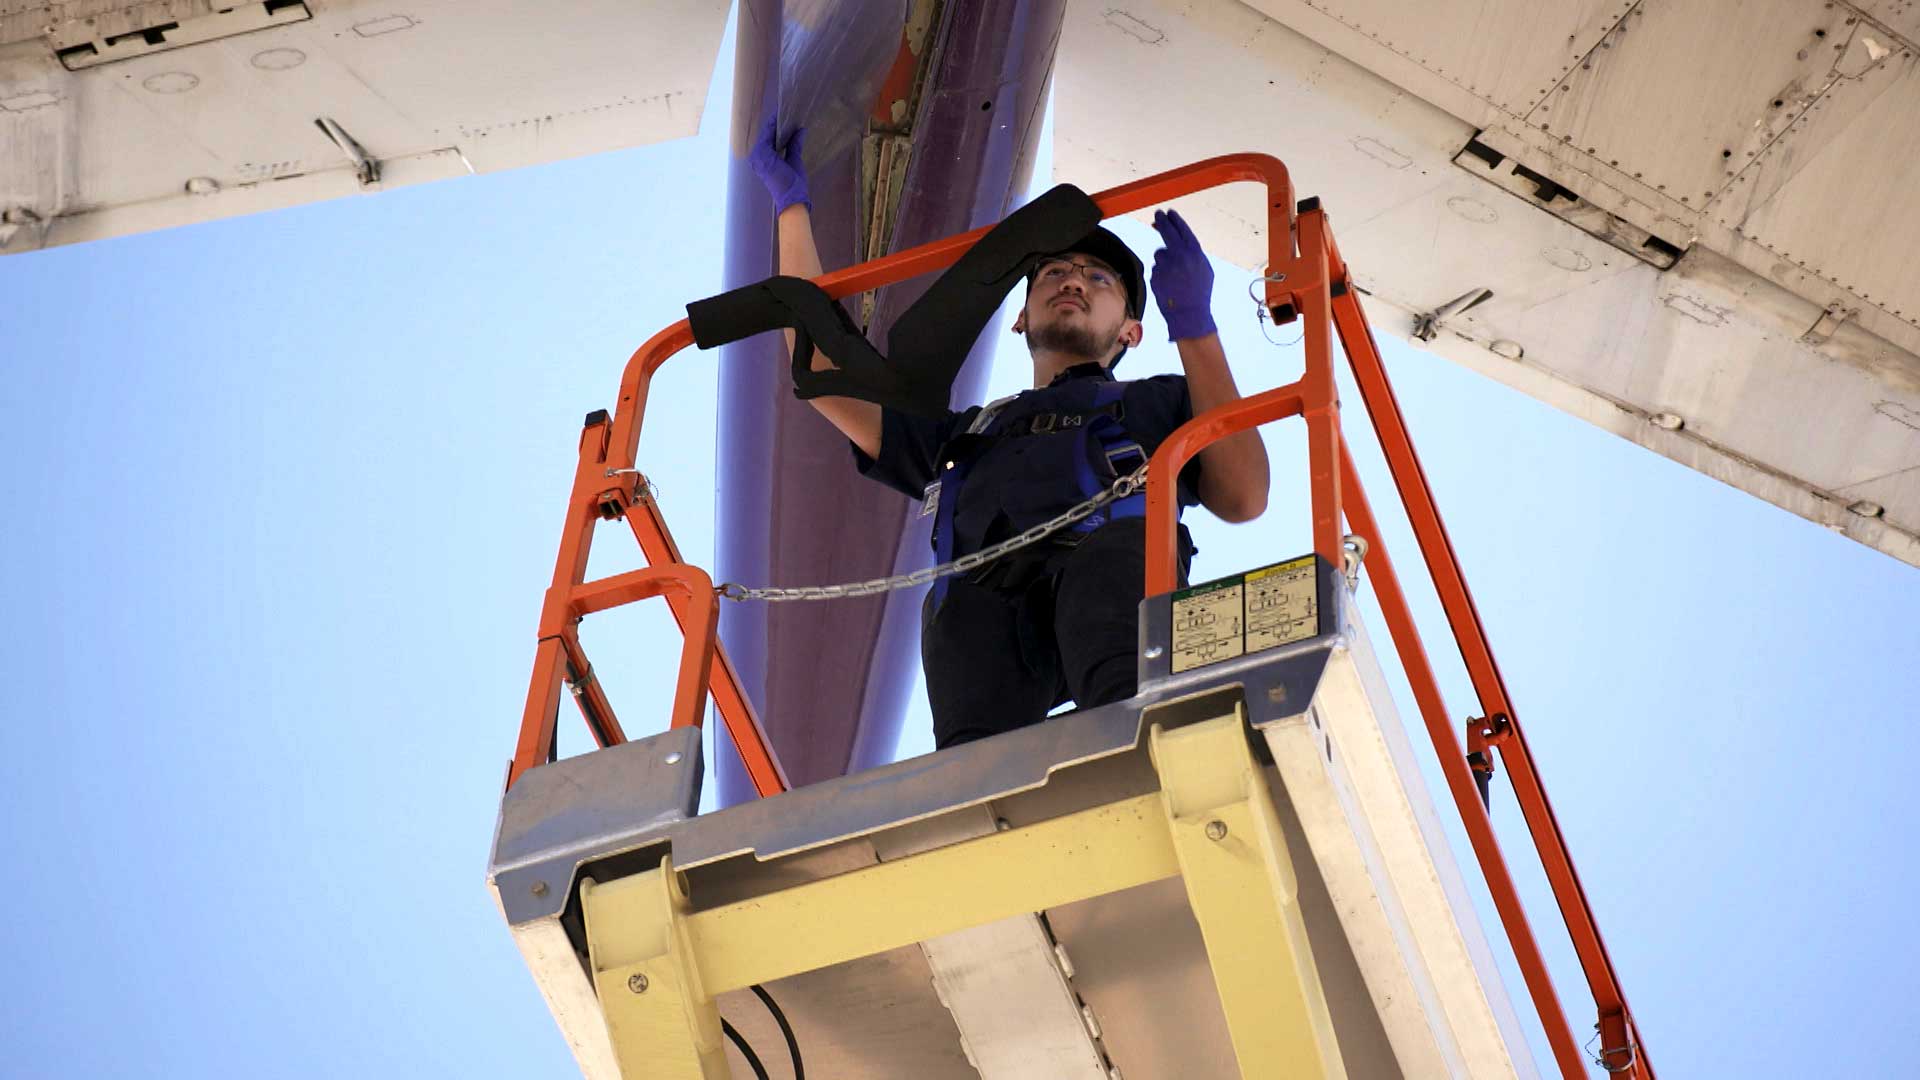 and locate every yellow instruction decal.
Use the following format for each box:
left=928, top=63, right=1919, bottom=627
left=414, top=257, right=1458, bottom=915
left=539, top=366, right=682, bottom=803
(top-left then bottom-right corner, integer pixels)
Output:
left=1167, top=555, right=1325, bottom=674
left=1171, top=578, right=1244, bottom=674
left=1245, top=555, right=1319, bottom=654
